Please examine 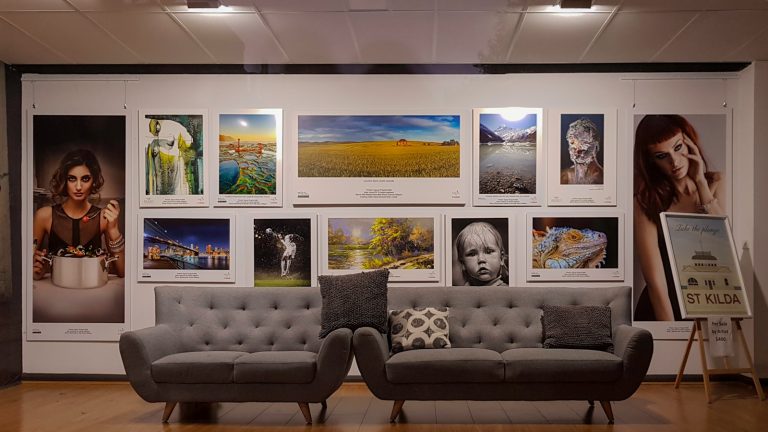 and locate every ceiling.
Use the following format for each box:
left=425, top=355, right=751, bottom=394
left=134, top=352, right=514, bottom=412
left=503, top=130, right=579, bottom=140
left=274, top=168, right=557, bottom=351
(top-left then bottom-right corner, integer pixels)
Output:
left=1, top=0, right=768, bottom=66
